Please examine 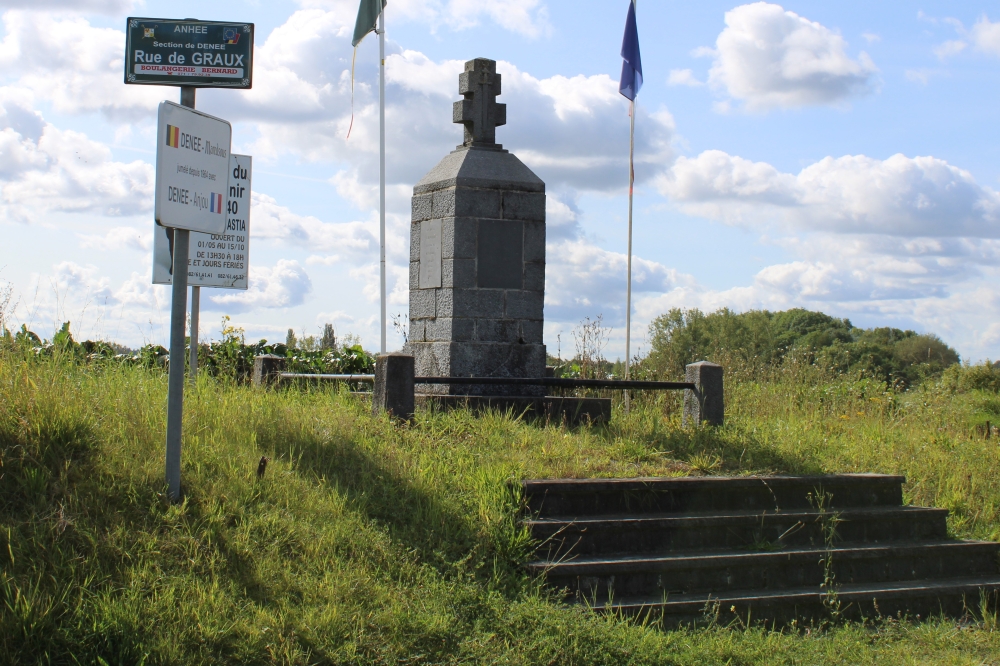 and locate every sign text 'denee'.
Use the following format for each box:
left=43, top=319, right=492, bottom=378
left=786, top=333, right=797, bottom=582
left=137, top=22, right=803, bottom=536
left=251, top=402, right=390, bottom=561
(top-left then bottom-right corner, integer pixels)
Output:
left=154, top=101, right=232, bottom=235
